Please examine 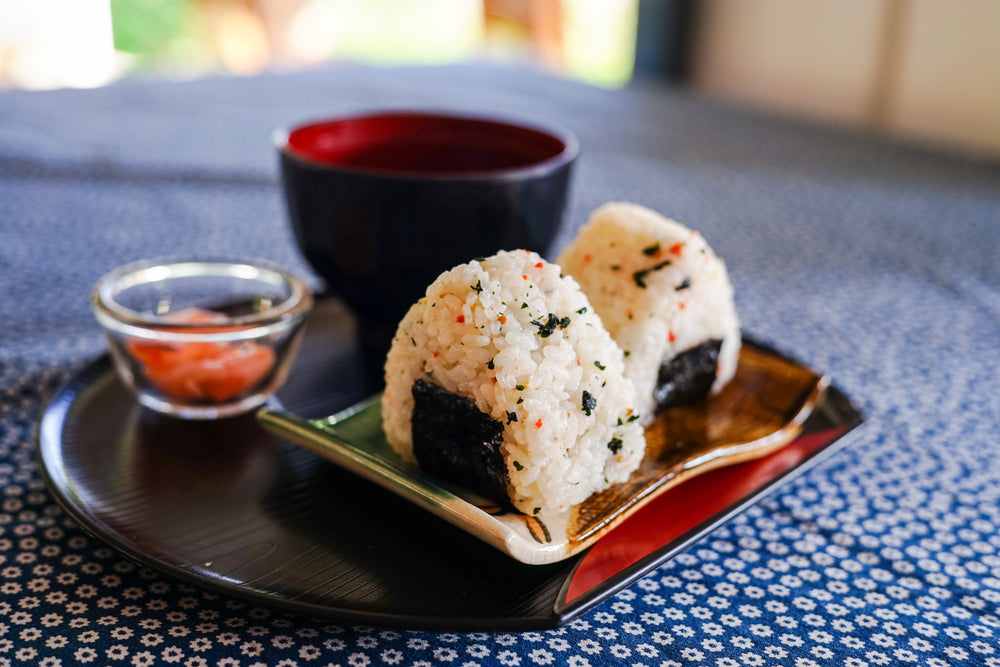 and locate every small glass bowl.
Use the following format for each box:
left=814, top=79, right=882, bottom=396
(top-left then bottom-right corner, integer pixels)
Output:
left=92, top=258, right=313, bottom=419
